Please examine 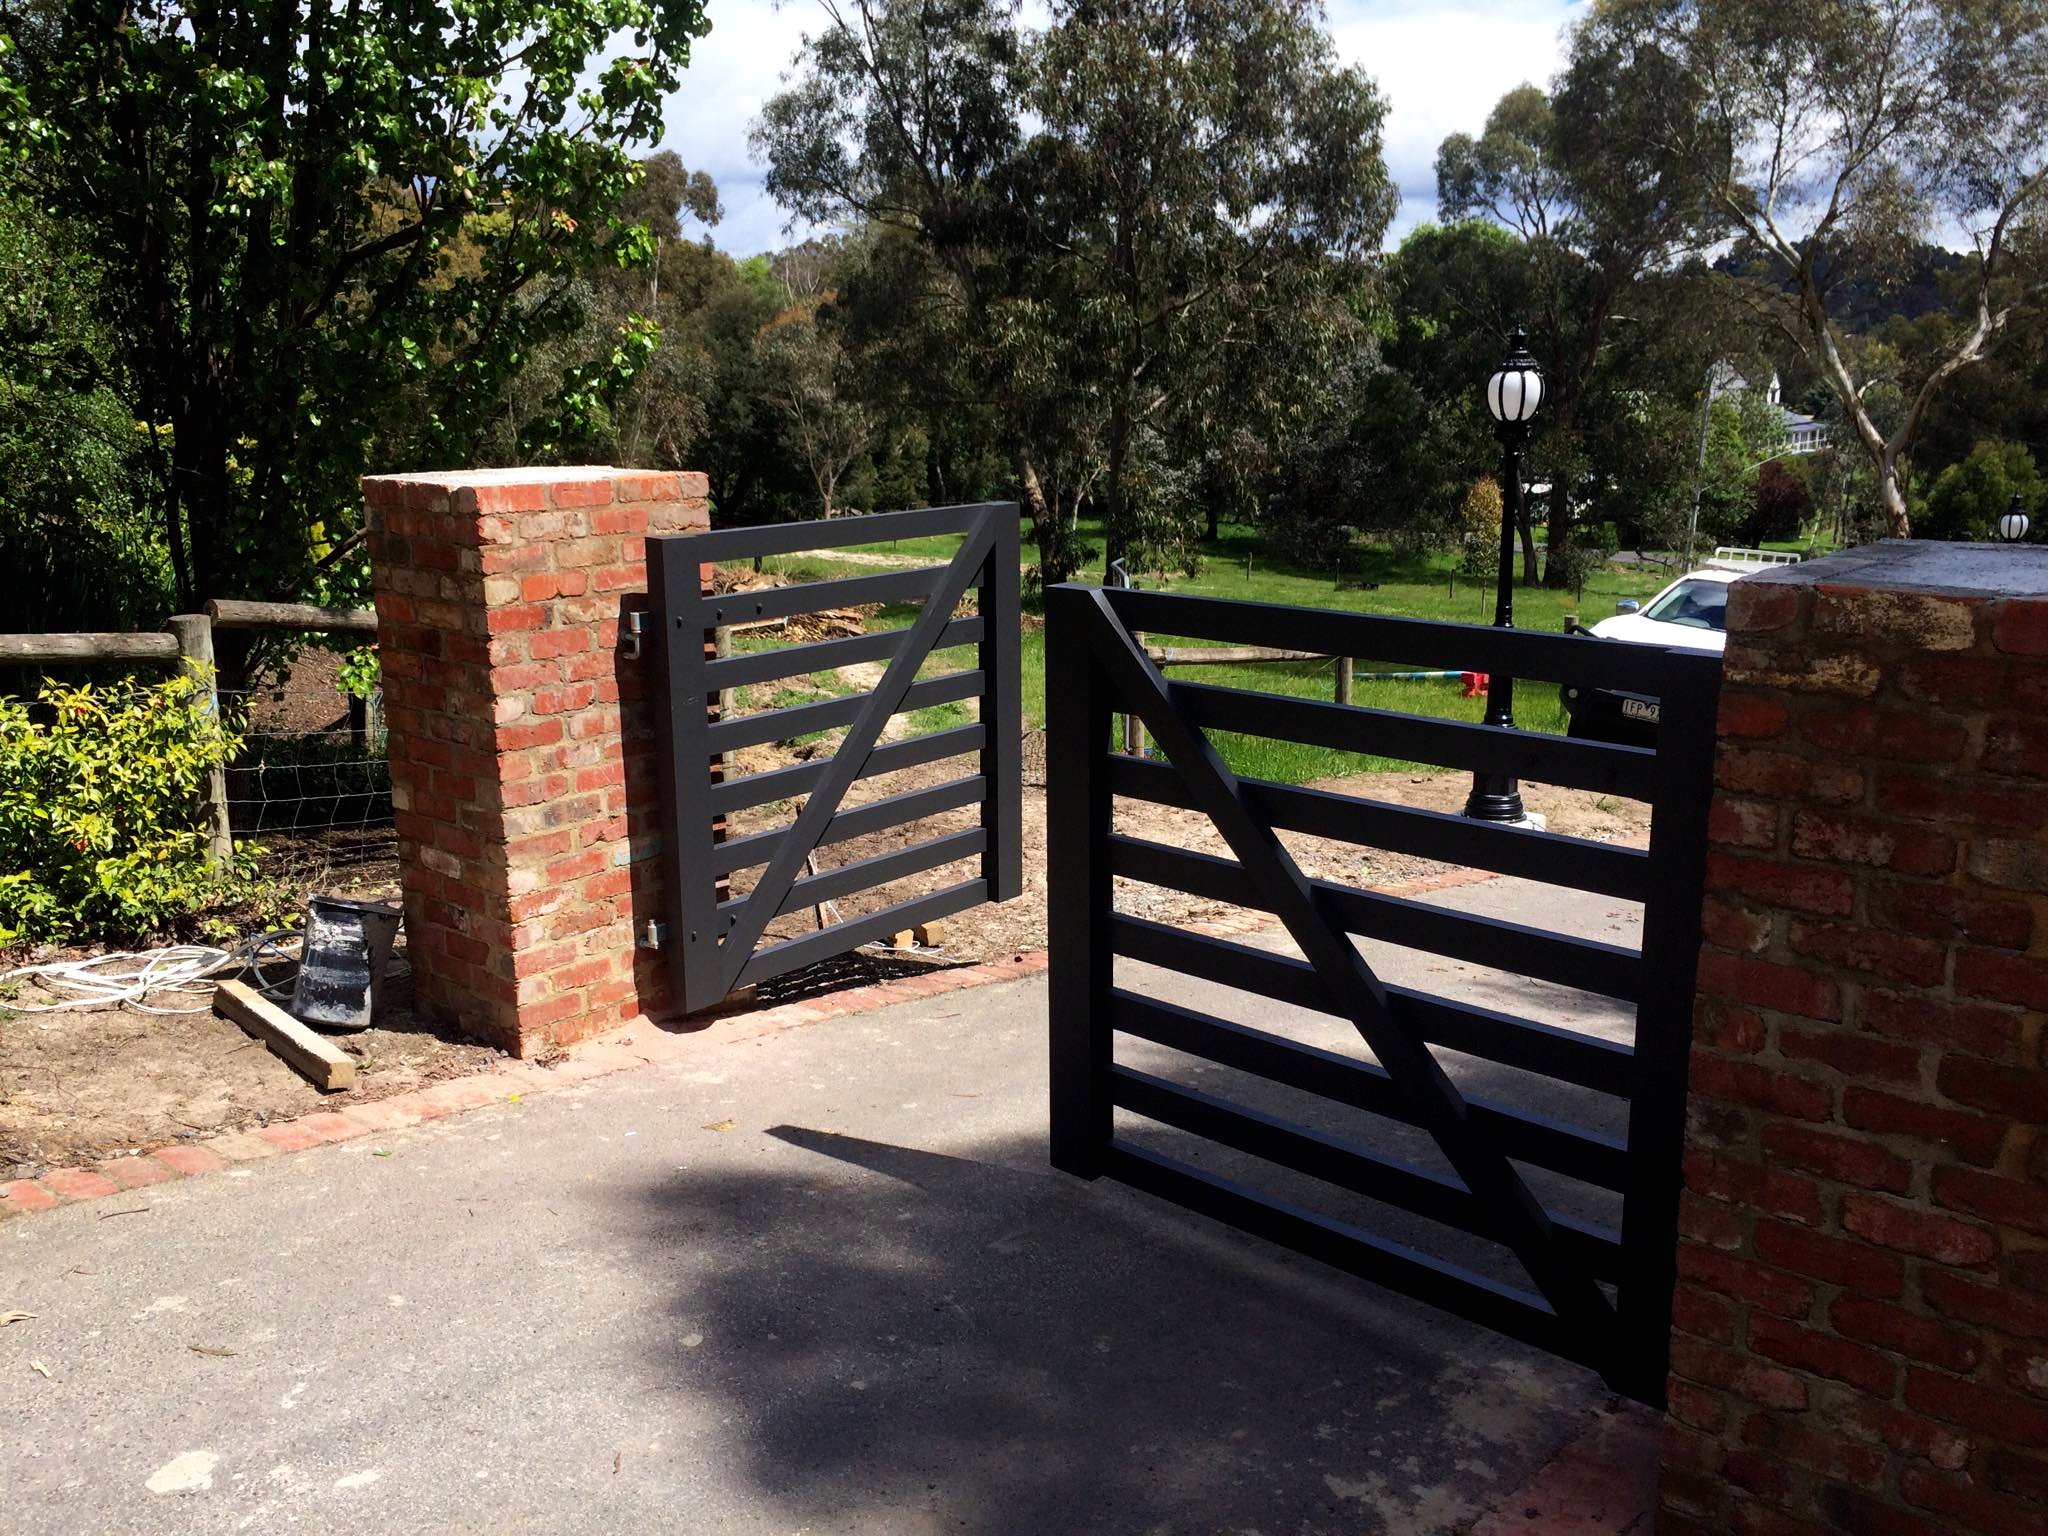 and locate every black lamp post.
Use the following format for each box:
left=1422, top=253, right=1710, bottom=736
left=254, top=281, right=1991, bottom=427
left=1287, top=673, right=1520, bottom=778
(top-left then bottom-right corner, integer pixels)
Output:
left=1464, top=325, right=1544, bottom=824
left=1999, top=494, right=2032, bottom=544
